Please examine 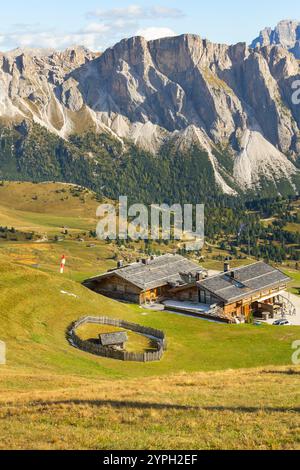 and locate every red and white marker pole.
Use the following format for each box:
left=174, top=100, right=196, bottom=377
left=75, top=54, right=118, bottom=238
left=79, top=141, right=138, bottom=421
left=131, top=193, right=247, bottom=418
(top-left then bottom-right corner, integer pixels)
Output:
left=60, top=255, right=66, bottom=274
